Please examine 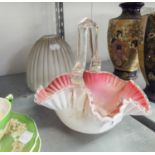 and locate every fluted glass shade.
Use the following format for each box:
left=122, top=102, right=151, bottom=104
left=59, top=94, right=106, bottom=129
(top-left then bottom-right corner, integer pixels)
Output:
left=26, top=35, right=74, bottom=91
